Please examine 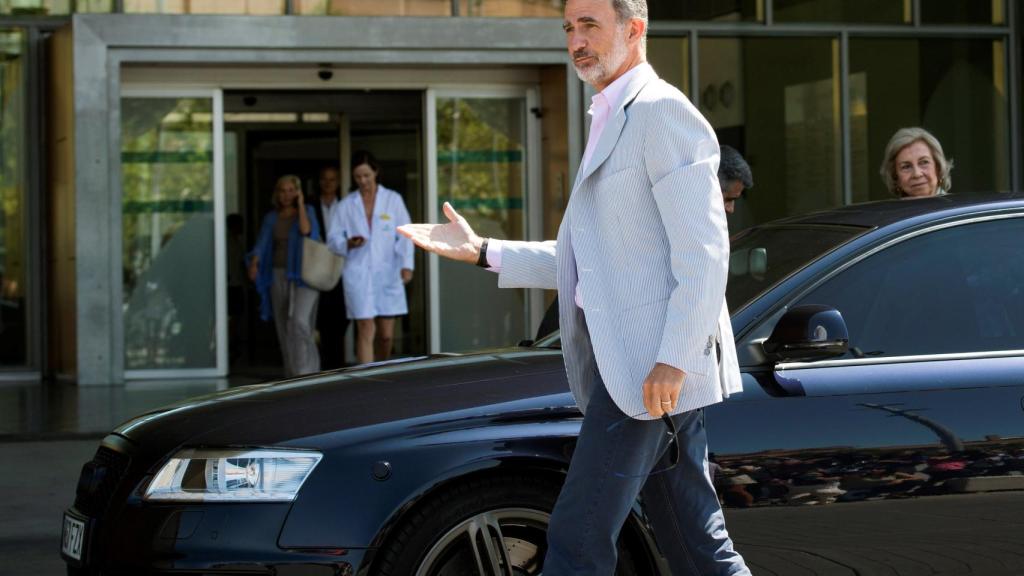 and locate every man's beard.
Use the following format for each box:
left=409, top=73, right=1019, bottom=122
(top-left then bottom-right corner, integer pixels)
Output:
left=573, top=28, right=630, bottom=86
